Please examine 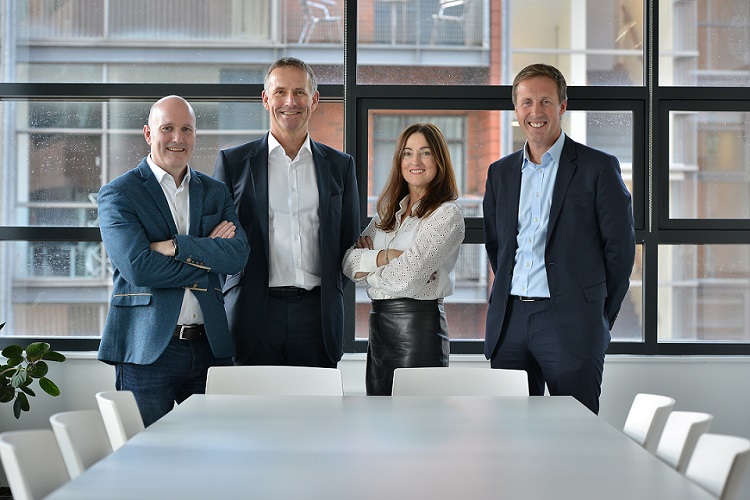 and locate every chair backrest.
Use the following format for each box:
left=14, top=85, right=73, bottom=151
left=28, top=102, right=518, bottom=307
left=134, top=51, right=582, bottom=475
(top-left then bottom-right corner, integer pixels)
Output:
left=391, top=367, right=528, bottom=396
left=95, top=390, right=145, bottom=450
left=206, top=365, right=344, bottom=396
left=655, top=410, right=713, bottom=473
left=50, top=409, right=114, bottom=479
left=685, top=433, right=750, bottom=500
left=622, top=393, right=676, bottom=453
left=0, top=429, right=70, bottom=500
